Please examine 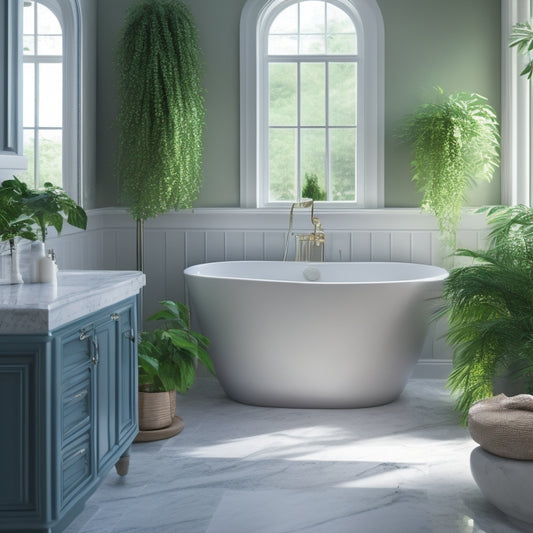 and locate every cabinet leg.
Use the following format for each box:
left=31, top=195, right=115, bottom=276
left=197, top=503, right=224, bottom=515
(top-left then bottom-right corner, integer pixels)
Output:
left=115, top=448, right=130, bottom=476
